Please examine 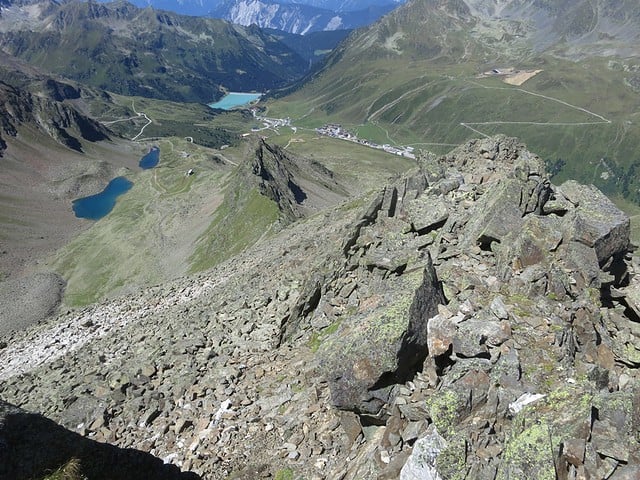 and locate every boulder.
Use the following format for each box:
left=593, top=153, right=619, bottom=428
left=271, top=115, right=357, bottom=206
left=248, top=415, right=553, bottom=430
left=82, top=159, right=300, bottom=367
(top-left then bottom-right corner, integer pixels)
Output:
left=399, top=426, right=447, bottom=480
left=319, top=254, right=445, bottom=413
left=558, top=181, right=630, bottom=265
left=403, top=196, right=449, bottom=234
